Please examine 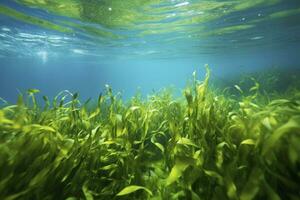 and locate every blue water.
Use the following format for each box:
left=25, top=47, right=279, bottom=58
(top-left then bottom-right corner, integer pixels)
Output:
left=1, top=0, right=300, bottom=103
